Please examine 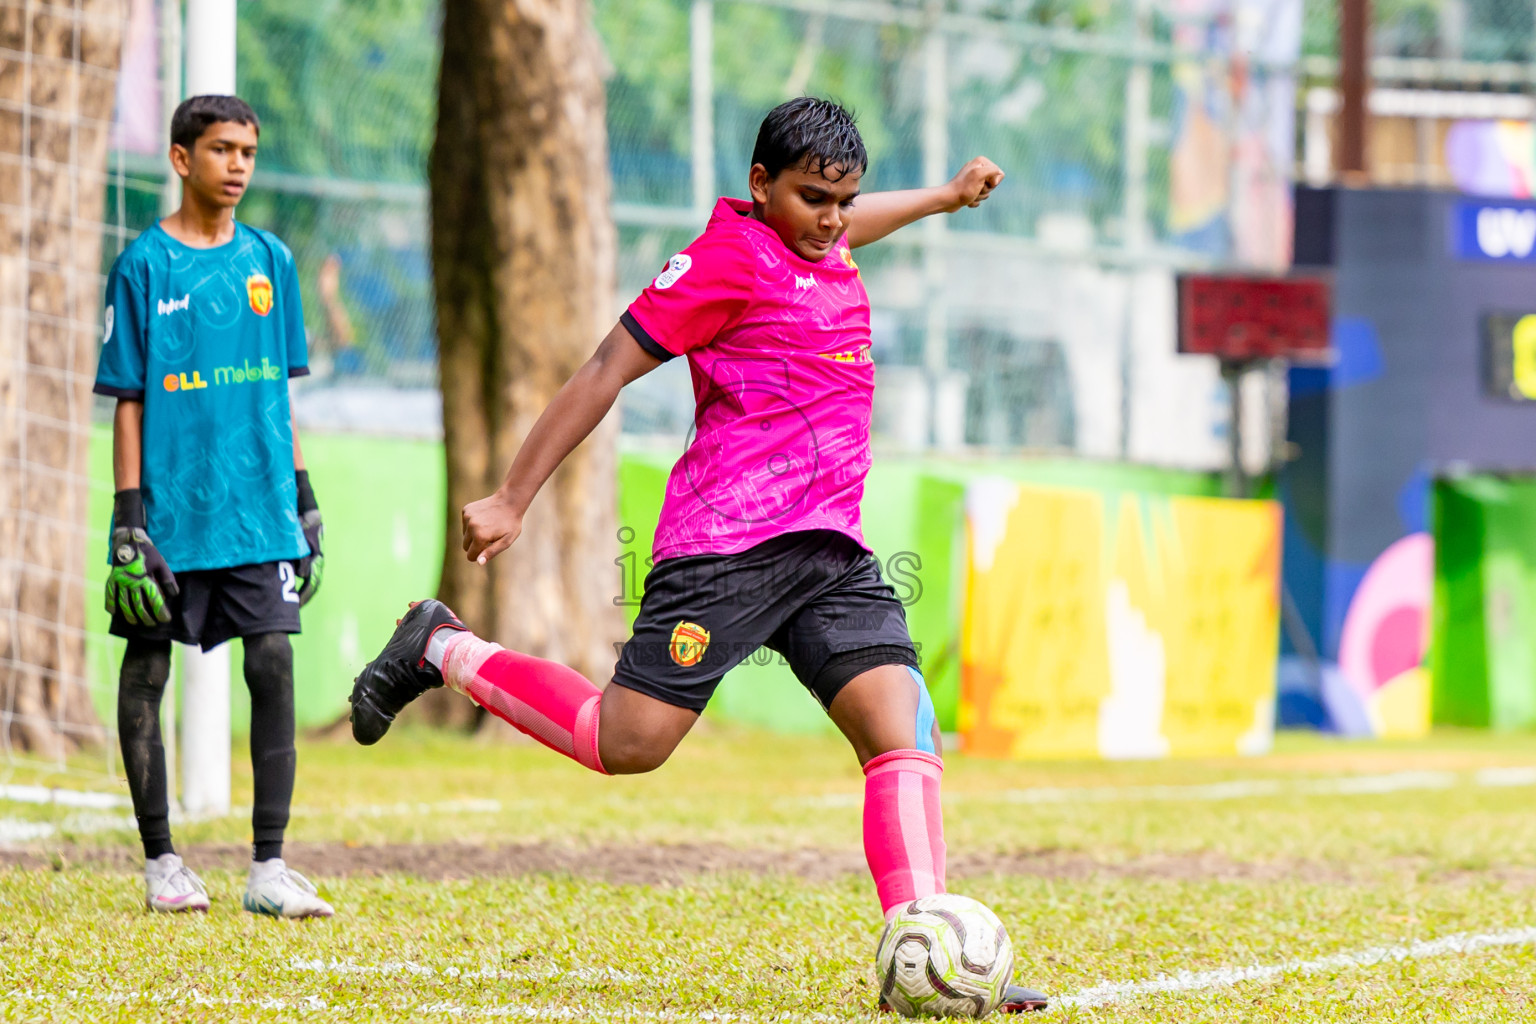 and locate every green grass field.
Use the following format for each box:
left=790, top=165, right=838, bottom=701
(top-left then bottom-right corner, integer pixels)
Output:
left=3, top=725, right=1535, bottom=1022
